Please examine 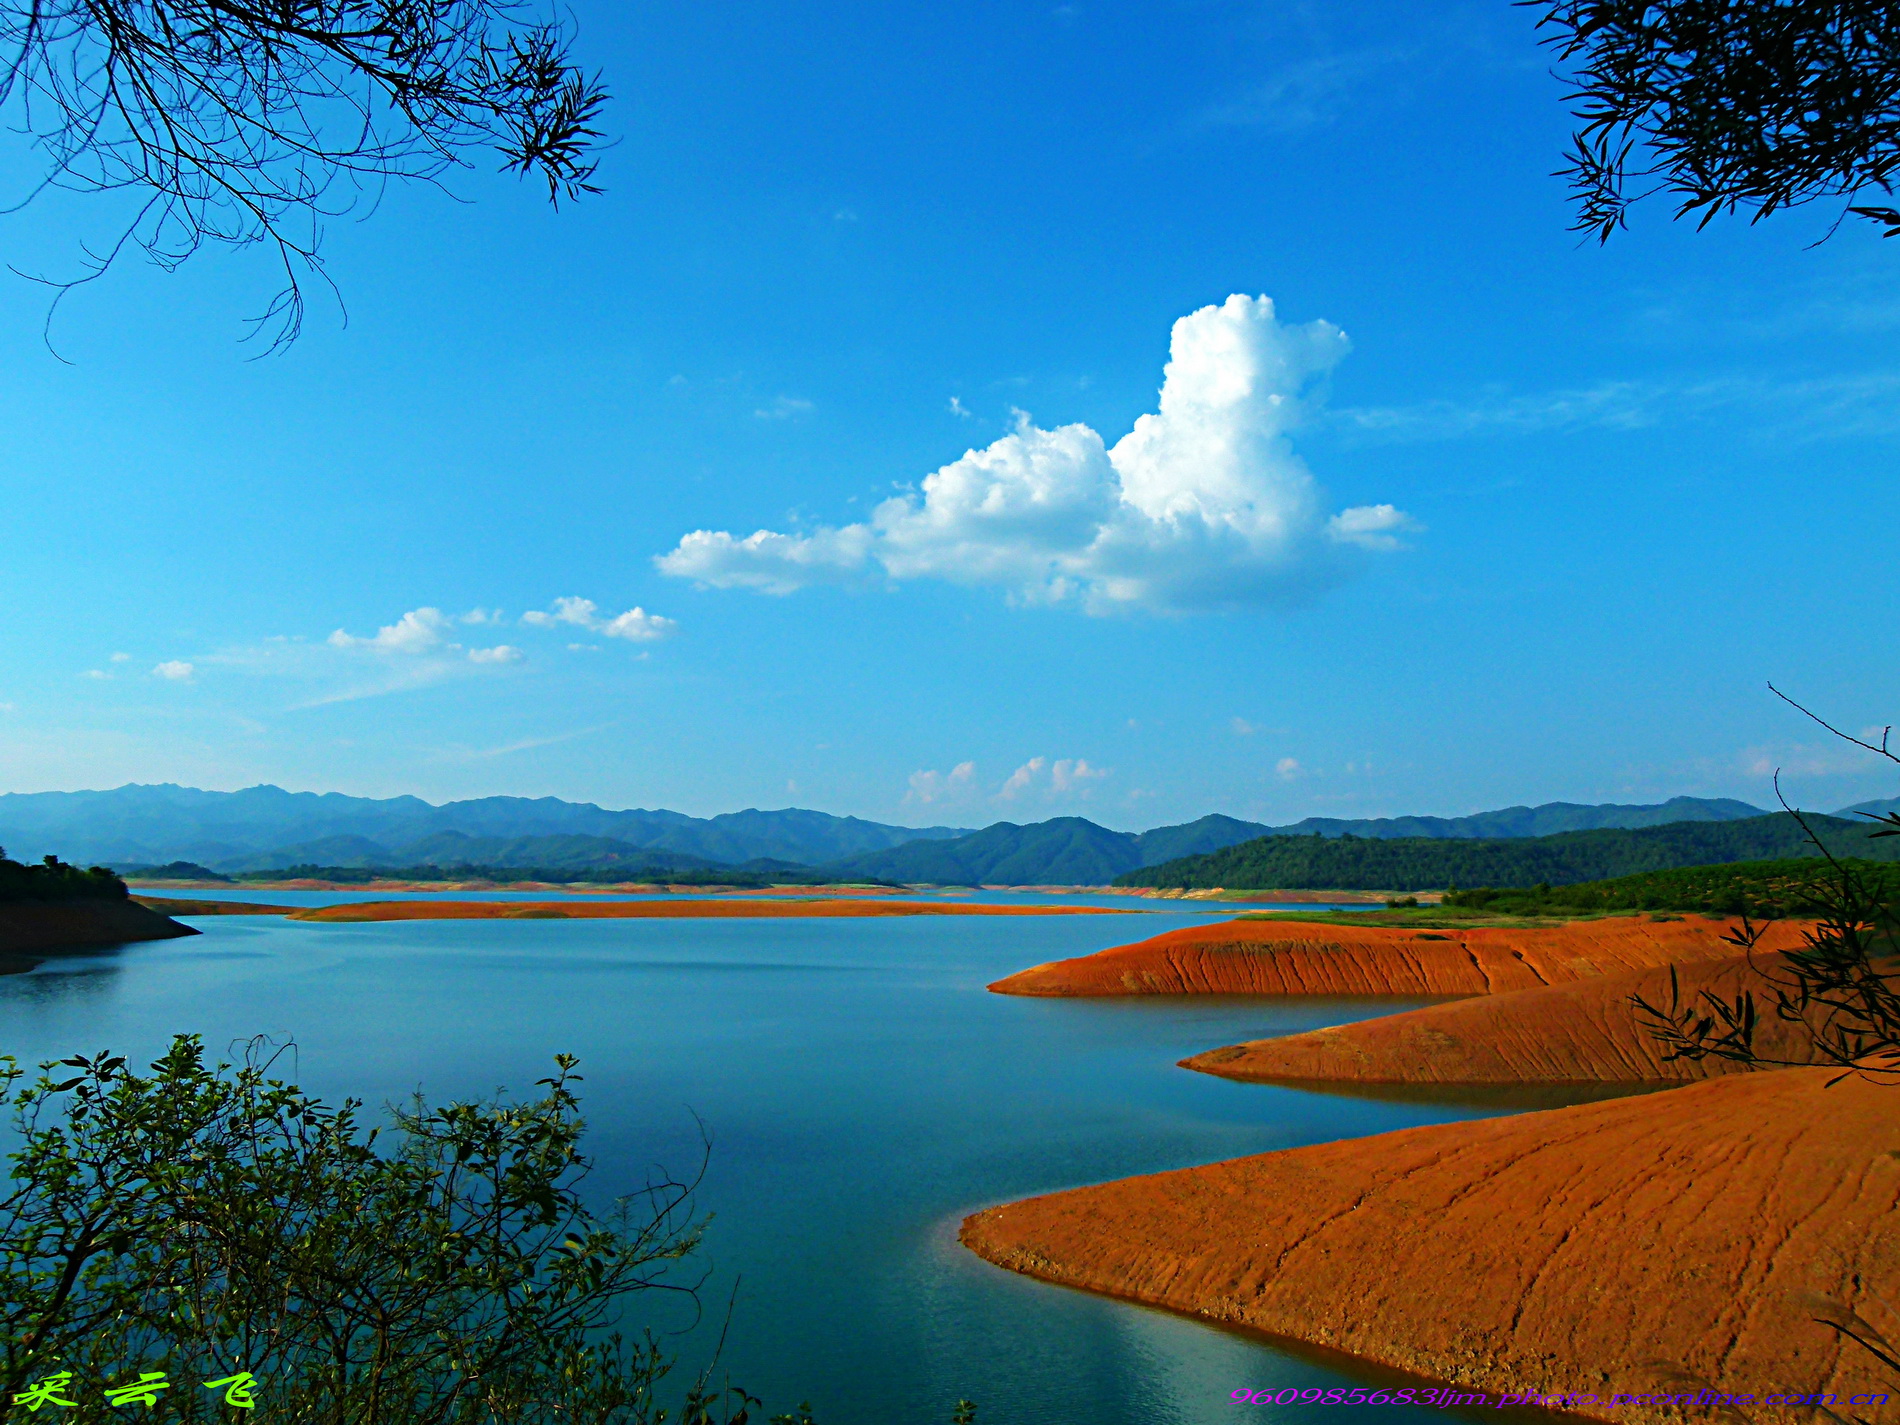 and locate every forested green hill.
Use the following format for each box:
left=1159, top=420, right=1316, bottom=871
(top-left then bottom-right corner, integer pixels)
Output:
left=1438, top=857, right=1900, bottom=916
left=0, top=853, right=129, bottom=903
left=1115, top=813, right=1900, bottom=892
